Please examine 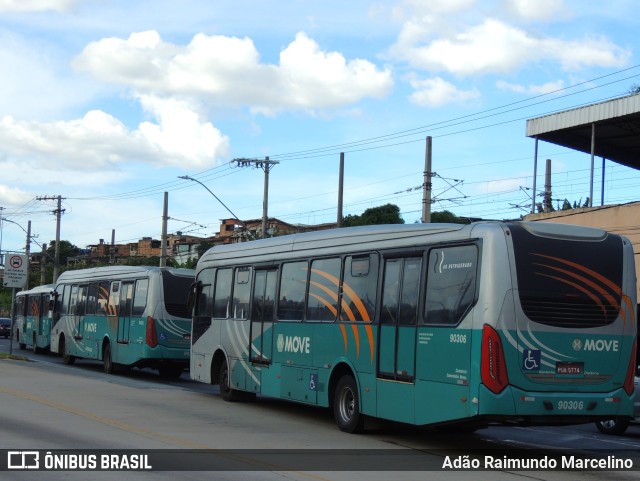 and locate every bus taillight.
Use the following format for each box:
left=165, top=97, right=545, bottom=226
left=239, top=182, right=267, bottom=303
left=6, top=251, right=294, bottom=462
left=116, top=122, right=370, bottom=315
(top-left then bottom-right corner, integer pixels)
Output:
left=146, top=316, right=158, bottom=348
left=624, top=338, right=637, bottom=396
left=481, top=324, right=509, bottom=394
